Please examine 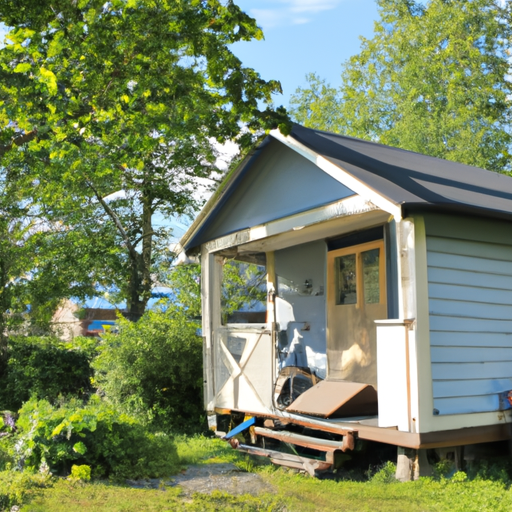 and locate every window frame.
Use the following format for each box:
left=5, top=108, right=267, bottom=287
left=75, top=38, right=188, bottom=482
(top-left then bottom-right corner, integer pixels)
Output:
left=332, top=239, right=386, bottom=309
